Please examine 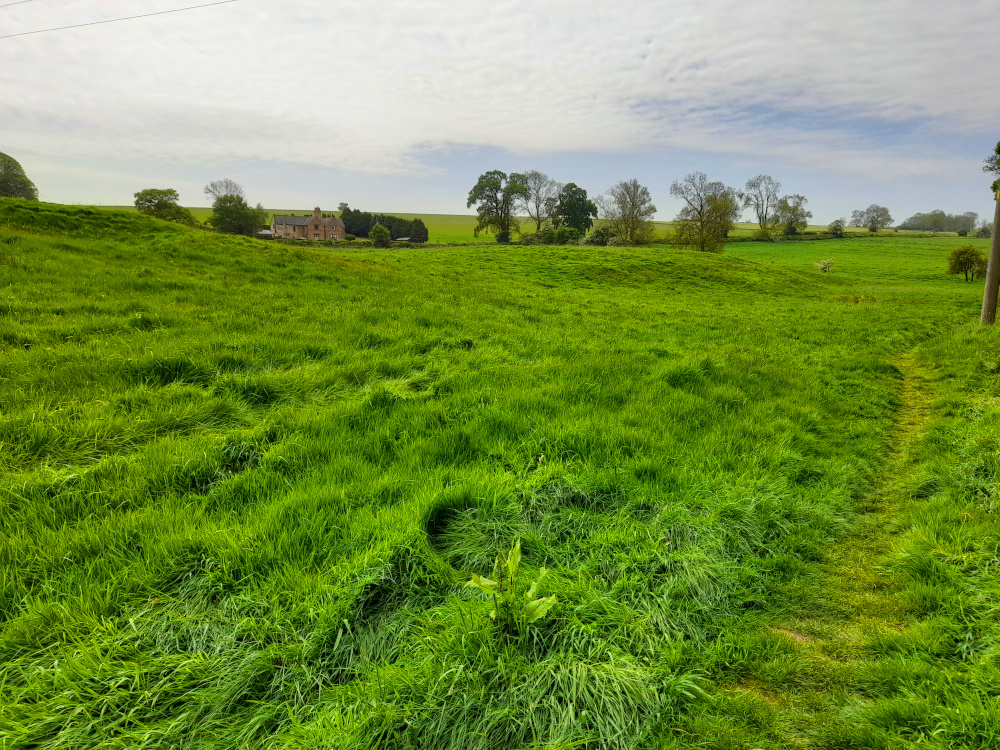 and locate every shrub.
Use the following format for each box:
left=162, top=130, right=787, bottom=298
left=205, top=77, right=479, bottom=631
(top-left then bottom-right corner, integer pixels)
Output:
left=555, top=225, right=583, bottom=244
left=369, top=222, right=391, bottom=248
left=496, top=230, right=511, bottom=244
left=814, top=259, right=834, bottom=273
left=947, top=245, right=988, bottom=281
left=828, top=219, right=846, bottom=238
left=976, top=225, right=993, bottom=239
left=583, top=226, right=615, bottom=246
left=344, top=234, right=356, bottom=241
left=958, top=229, right=968, bottom=237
